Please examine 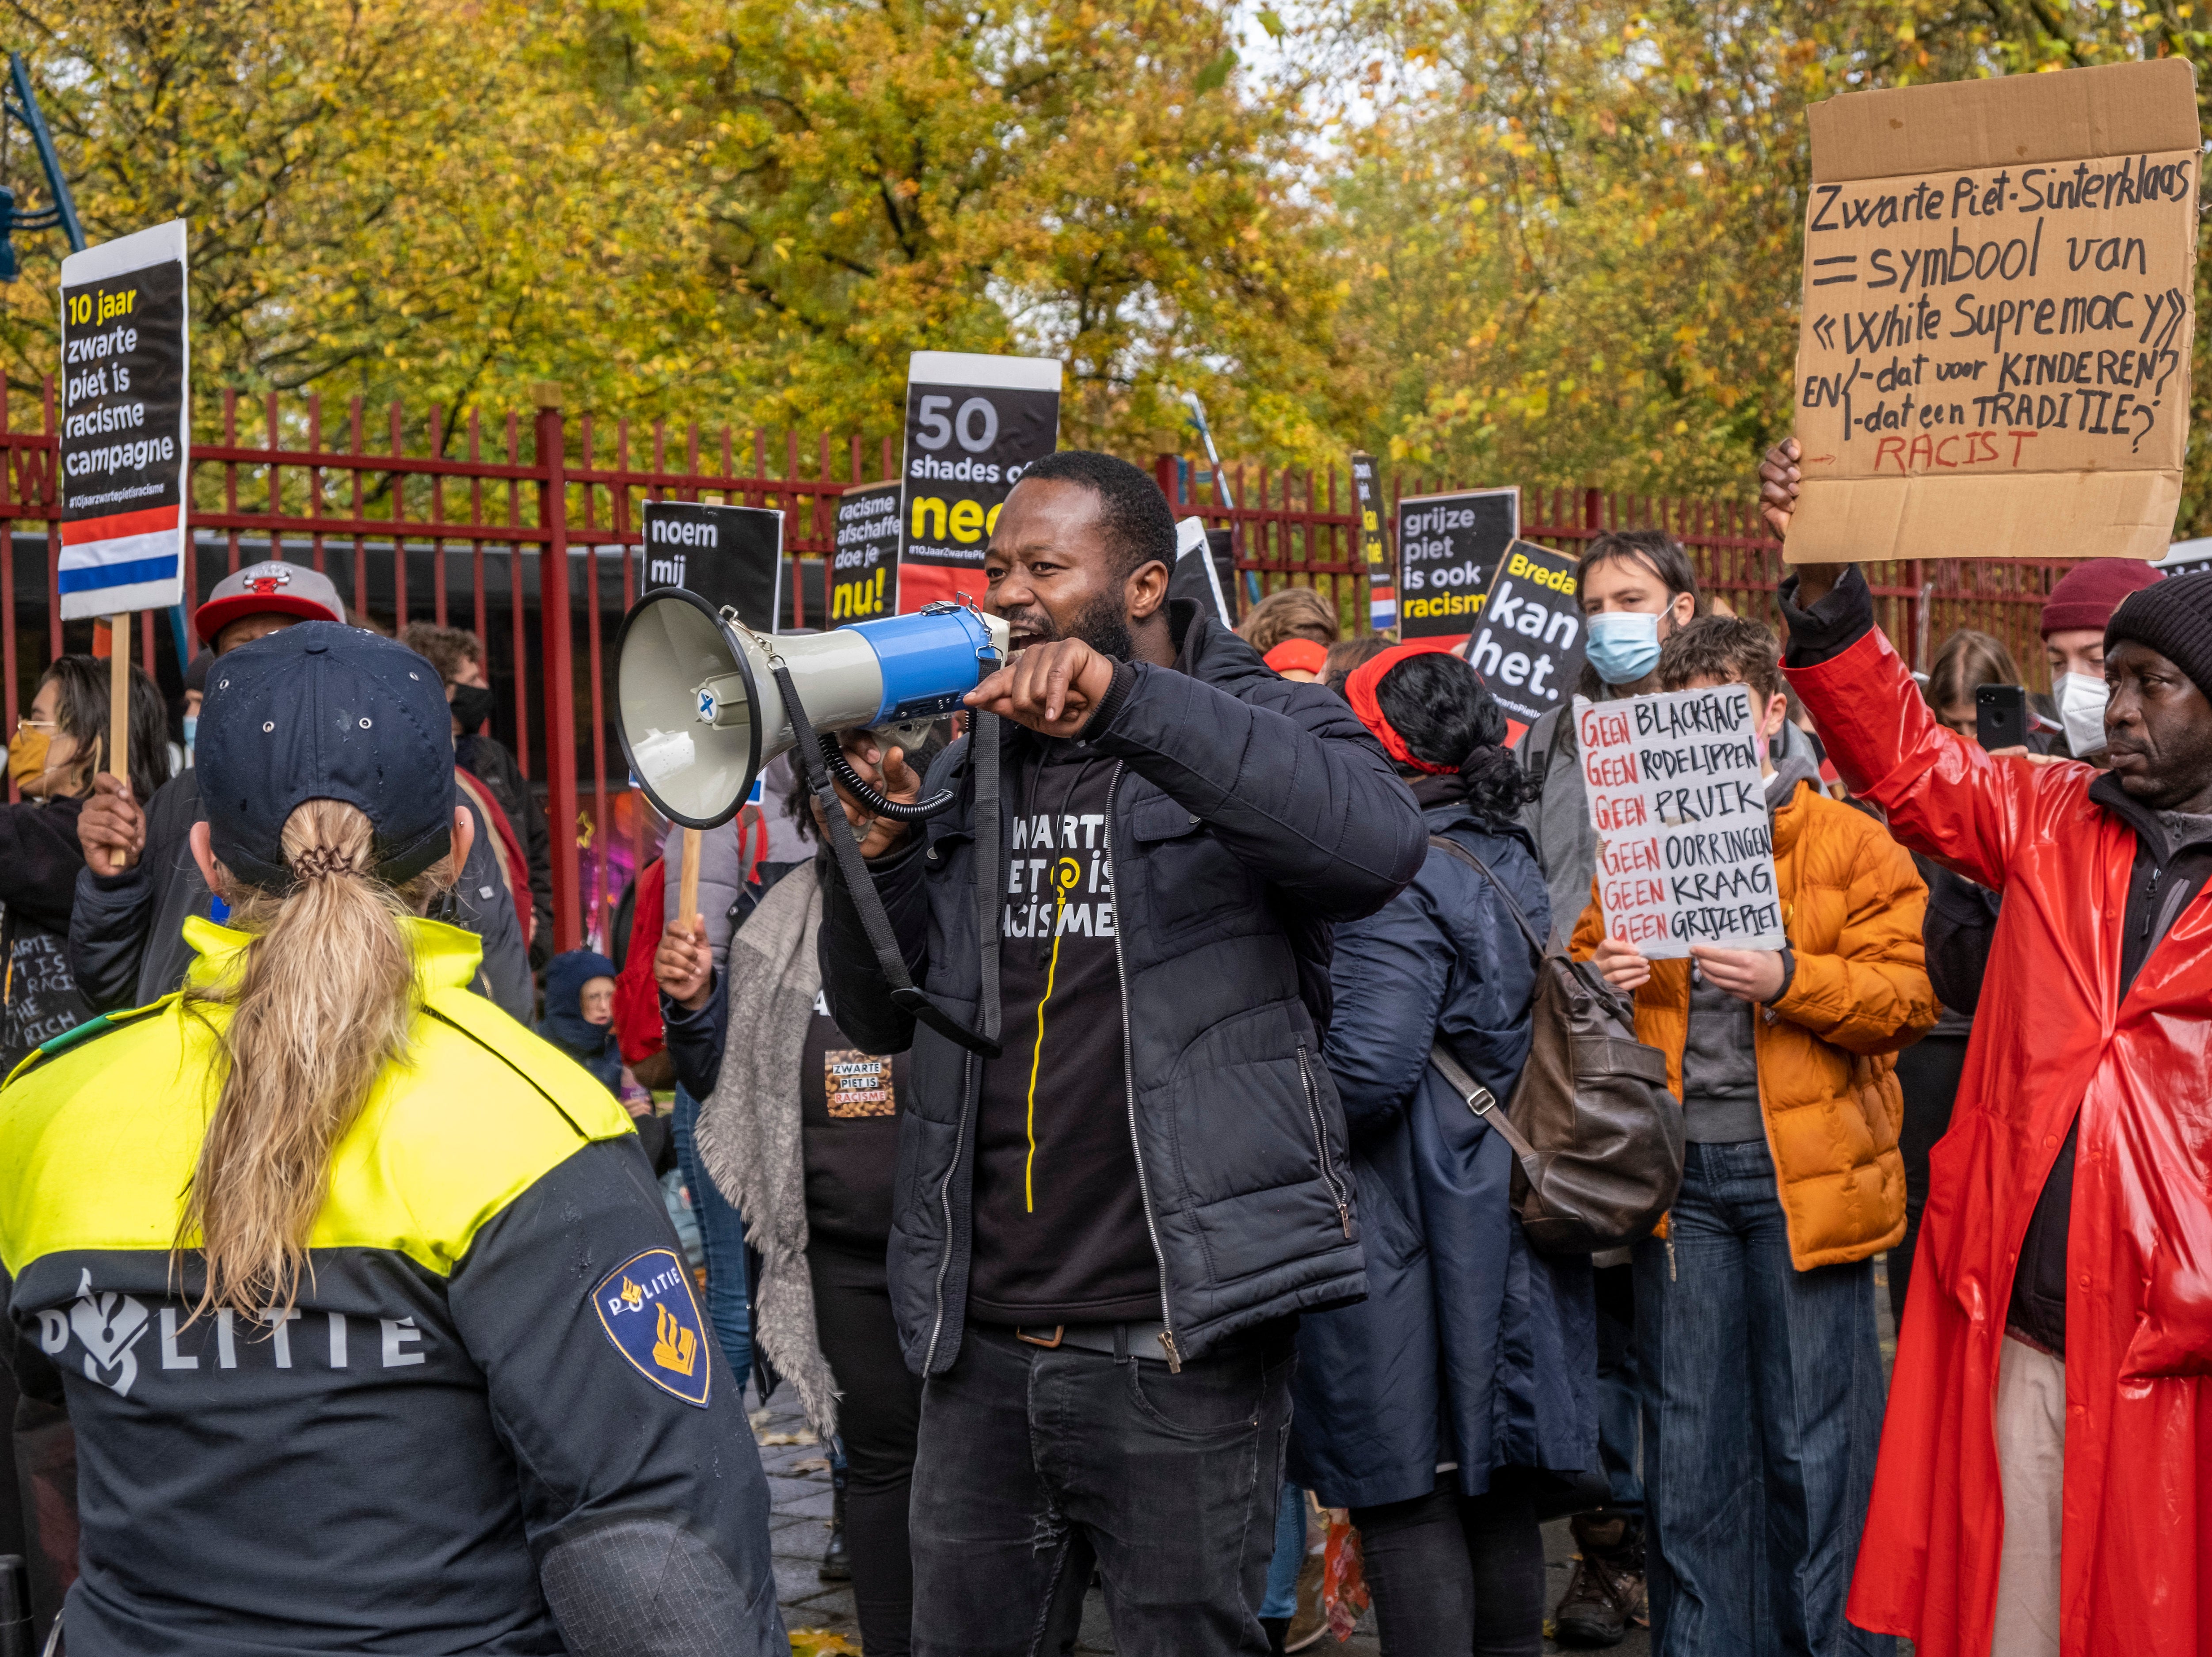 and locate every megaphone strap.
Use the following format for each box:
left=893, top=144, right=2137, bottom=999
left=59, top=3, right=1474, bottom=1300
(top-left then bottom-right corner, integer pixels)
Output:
left=773, top=661, right=1005, bottom=1062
